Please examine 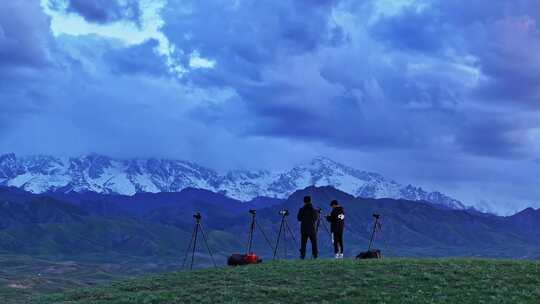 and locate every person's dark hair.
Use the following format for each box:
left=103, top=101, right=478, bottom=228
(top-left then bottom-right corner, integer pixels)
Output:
left=330, top=200, right=339, bottom=206
left=303, top=196, right=311, bottom=203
